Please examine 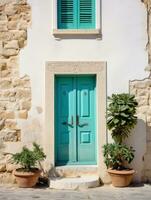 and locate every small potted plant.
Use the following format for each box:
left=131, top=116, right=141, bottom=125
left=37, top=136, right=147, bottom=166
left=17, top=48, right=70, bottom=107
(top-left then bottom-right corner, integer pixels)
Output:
left=103, top=93, right=138, bottom=187
left=12, top=142, right=46, bottom=188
